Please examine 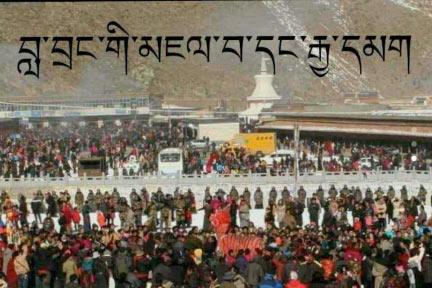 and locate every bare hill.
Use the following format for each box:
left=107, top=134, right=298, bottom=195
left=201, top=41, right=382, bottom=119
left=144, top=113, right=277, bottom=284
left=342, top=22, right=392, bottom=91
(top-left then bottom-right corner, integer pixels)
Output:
left=0, top=1, right=431, bottom=110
